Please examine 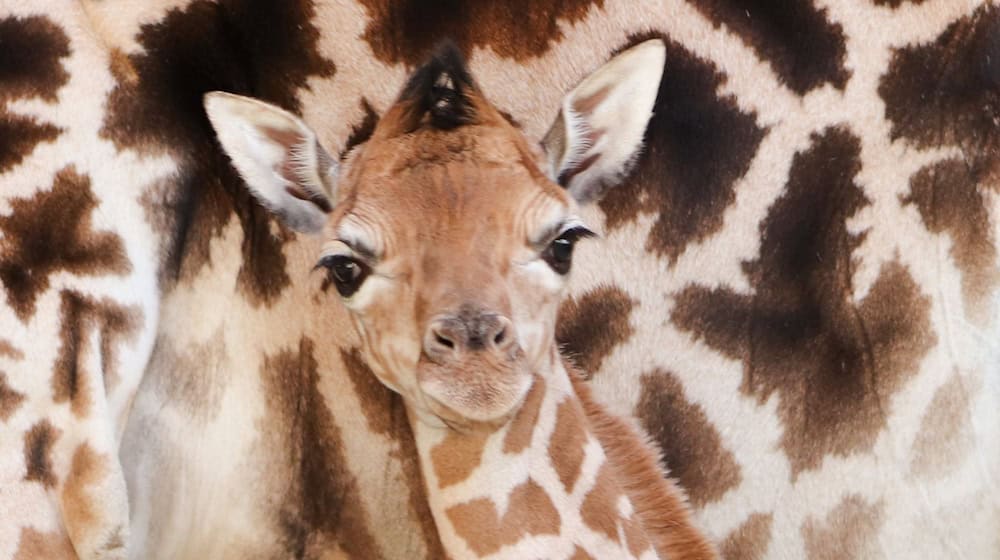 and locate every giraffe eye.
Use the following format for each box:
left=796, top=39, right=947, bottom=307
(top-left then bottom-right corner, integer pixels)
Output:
left=318, top=255, right=370, bottom=297
left=542, top=226, right=594, bottom=275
